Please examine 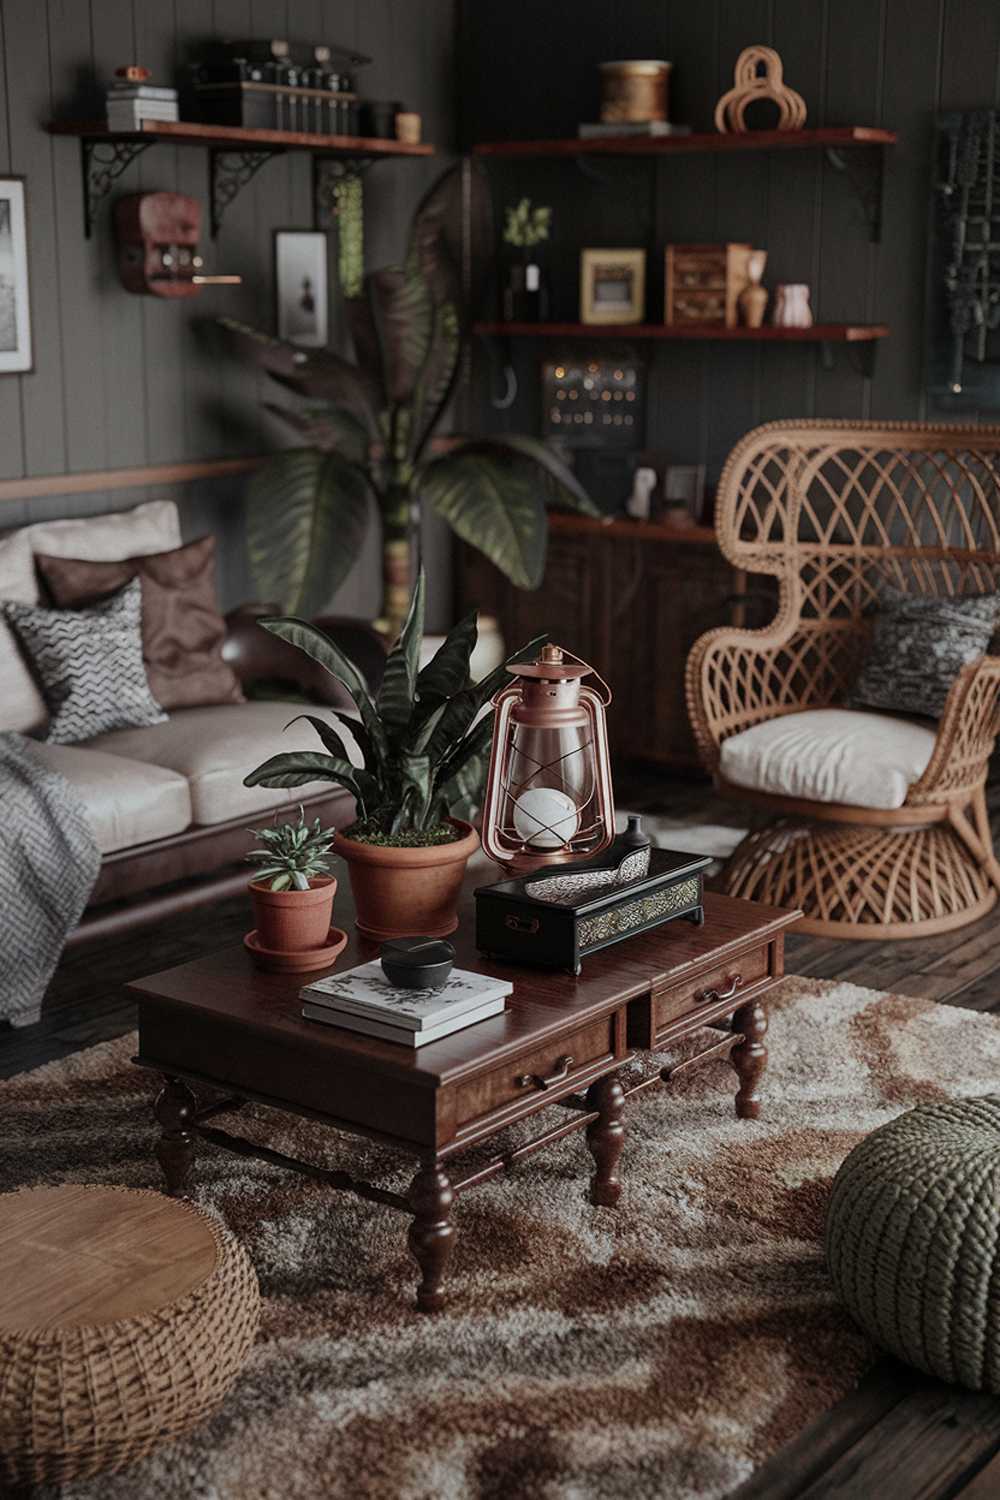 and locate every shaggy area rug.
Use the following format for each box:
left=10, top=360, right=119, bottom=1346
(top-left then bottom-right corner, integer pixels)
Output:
left=4, top=977, right=999, bottom=1500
